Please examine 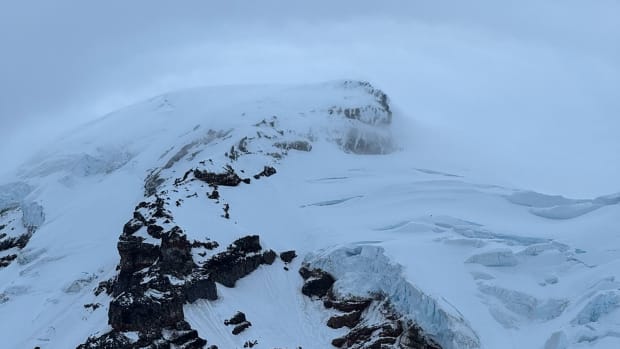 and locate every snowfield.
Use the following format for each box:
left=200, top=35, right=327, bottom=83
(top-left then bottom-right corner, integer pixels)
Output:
left=0, top=81, right=618, bottom=349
